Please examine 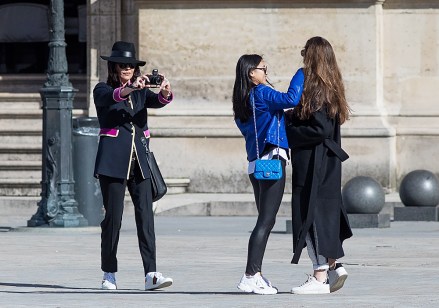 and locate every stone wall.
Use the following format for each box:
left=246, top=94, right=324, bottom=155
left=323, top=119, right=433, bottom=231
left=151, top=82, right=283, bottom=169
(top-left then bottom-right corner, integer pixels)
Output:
left=383, top=0, right=439, bottom=184
left=87, top=0, right=439, bottom=193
